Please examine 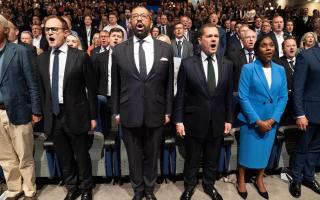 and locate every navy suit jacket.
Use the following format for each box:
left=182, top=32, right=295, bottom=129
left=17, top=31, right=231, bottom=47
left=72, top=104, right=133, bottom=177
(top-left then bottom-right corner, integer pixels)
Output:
left=174, top=54, right=233, bottom=138
left=292, top=46, right=320, bottom=123
left=0, top=42, right=41, bottom=124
